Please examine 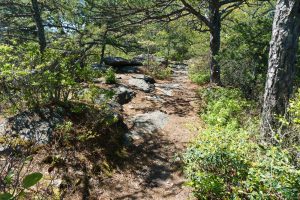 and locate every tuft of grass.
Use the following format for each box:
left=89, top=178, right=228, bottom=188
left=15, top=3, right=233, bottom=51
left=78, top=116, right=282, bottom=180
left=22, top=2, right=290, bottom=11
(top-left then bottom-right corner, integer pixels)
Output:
left=150, top=66, right=173, bottom=80
left=190, top=73, right=210, bottom=85
left=104, top=67, right=117, bottom=84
